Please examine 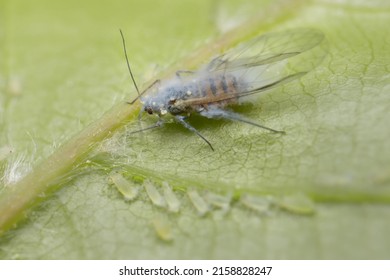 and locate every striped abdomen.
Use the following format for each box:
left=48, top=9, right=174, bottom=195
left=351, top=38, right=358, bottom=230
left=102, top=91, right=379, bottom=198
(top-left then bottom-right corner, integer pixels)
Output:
left=185, top=74, right=241, bottom=108
left=167, top=73, right=243, bottom=115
